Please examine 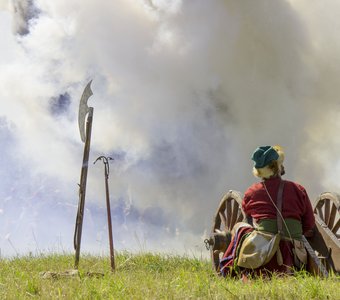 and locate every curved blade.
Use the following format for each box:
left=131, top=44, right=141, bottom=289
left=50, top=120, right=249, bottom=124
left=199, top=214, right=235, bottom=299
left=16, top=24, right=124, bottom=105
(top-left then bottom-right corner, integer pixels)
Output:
left=78, top=80, right=93, bottom=142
